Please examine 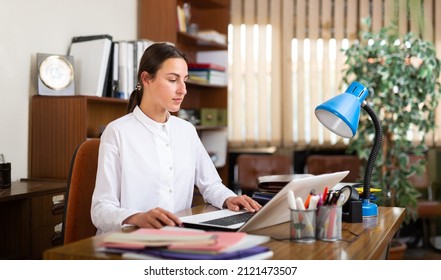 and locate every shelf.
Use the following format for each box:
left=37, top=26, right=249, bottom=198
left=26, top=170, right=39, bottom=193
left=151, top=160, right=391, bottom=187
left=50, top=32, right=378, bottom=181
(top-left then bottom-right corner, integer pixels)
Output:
left=177, top=32, right=227, bottom=51
left=188, top=0, right=228, bottom=9
left=30, top=95, right=128, bottom=180
left=186, top=79, right=227, bottom=88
